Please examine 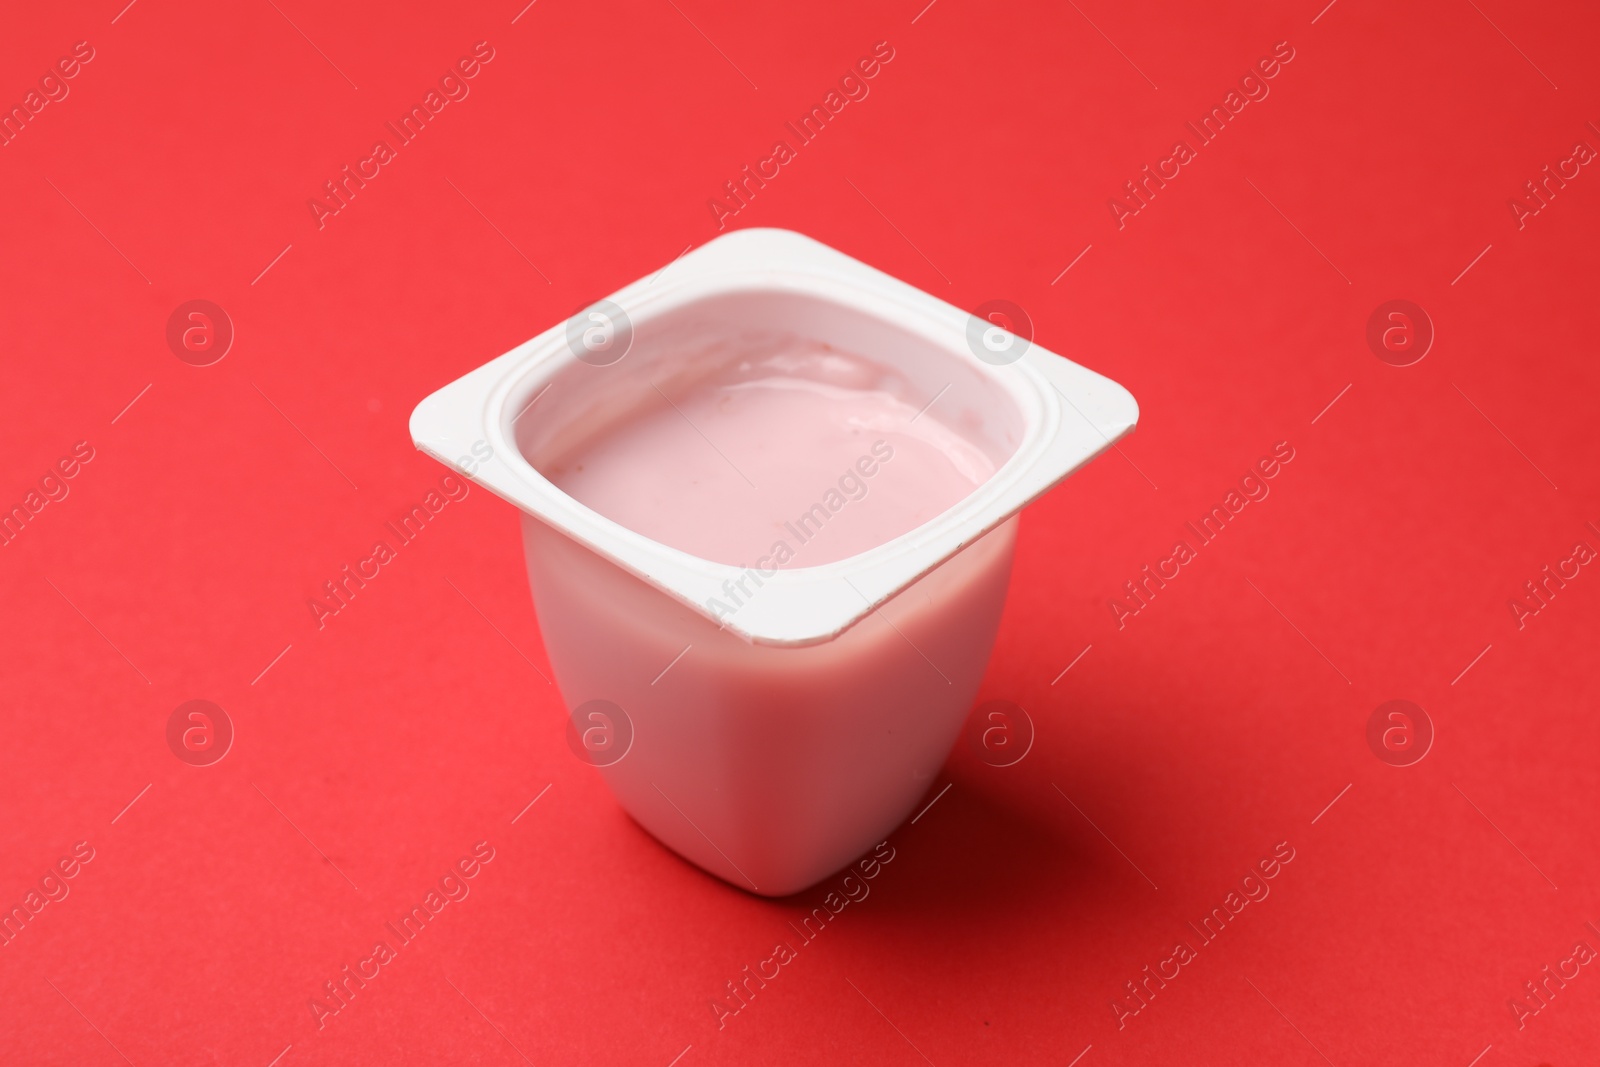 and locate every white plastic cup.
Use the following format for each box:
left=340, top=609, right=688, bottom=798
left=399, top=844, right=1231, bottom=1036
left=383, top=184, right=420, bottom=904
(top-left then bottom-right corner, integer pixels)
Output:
left=412, top=229, right=1137, bottom=895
